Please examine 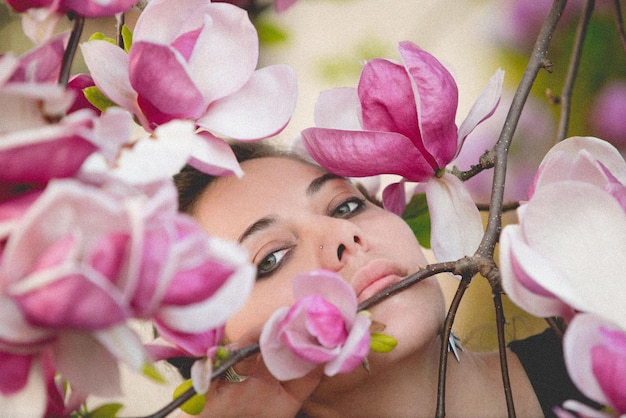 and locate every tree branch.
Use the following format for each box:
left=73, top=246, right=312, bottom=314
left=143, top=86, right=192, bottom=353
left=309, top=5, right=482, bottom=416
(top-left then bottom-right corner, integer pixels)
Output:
left=58, top=13, right=85, bottom=87
left=436, top=273, right=473, bottom=418
left=556, top=0, right=595, bottom=142
left=450, top=149, right=495, bottom=182
left=476, top=0, right=569, bottom=260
